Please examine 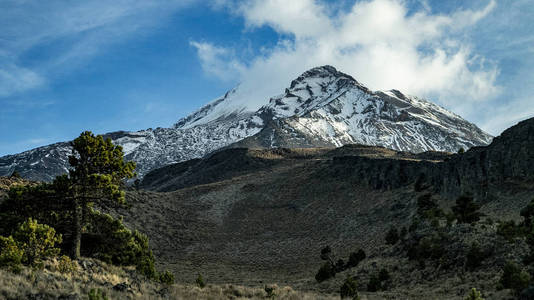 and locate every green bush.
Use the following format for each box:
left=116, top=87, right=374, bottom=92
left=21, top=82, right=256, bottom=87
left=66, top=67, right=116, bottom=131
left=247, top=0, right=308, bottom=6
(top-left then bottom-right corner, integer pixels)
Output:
left=13, top=218, right=62, bottom=266
left=497, top=220, right=523, bottom=242
left=466, top=243, right=485, bottom=271
left=82, top=210, right=157, bottom=279
left=347, top=249, right=366, bottom=268
left=158, top=270, right=175, bottom=285
left=385, top=226, right=399, bottom=245
left=265, top=285, right=275, bottom=298
left=521, top=199, right=534, bottom=227
left=0, top=235, right=23, bottom=271
left=452, top=195, right=482, bottom=224
left=378, top=268, right=391, bottom=282
left=88, top=289, right=109, bottom=300
left=367, top=274, right=381, bottom=292
left=465, top=288, right=484, bottom=300
left=340, top=276, right=359, bottom=299
left=417, top=194, right=443, bottom=220
left=315, top=262, right=336, bottom=282
left=57, top=255, right=78, bottom=274
left=196, top=274, right=206, bottom=288
left=499, top=261, right=531, bottom=294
